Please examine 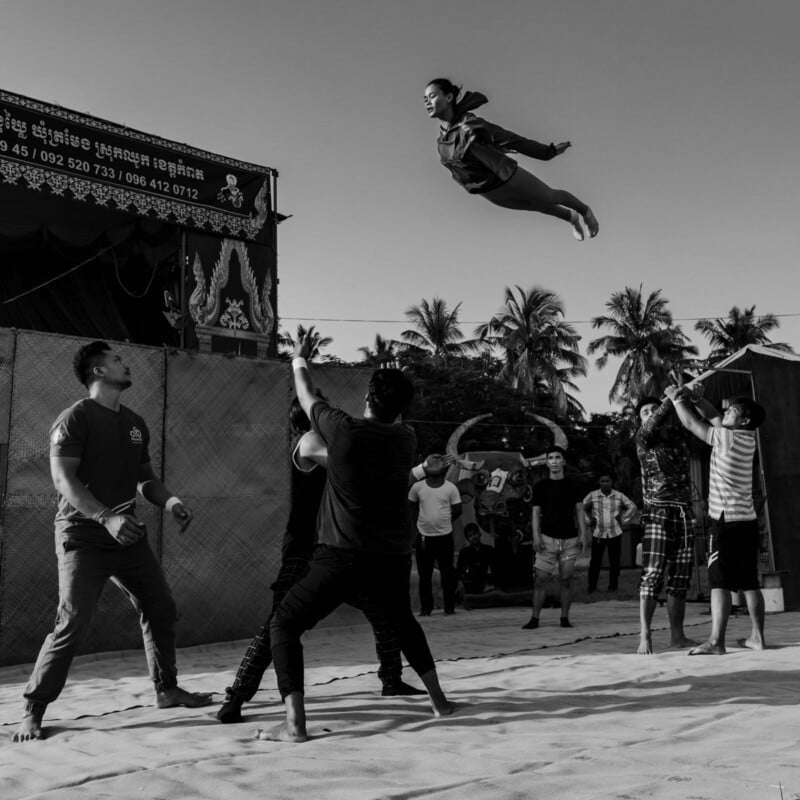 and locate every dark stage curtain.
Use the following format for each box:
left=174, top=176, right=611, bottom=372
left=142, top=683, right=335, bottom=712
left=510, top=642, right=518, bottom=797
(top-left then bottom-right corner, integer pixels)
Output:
left=0, top=200, right=181, bottom=347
